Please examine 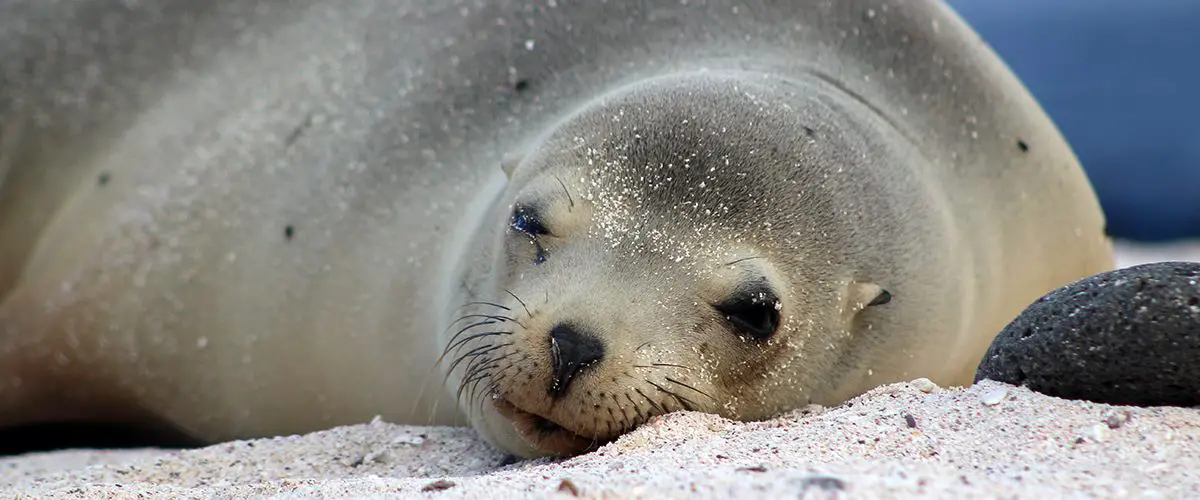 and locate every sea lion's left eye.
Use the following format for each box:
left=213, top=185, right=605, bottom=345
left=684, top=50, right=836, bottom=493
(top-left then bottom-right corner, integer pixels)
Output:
left=510, top=204, right=547, bottom=236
